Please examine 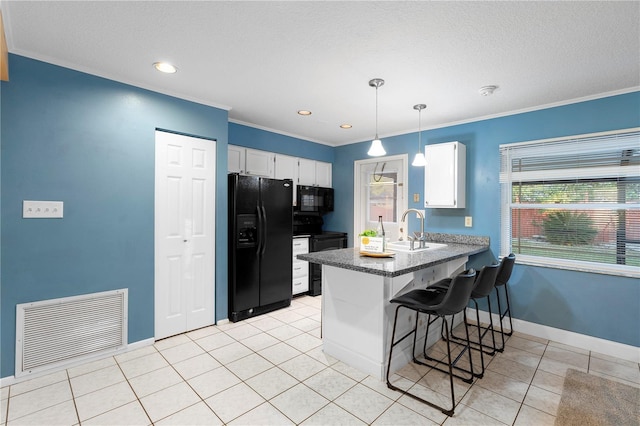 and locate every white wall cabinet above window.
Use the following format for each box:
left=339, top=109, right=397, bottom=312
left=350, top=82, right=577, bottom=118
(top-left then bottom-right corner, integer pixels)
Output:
left=424, top=141, right=466, bottom=208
